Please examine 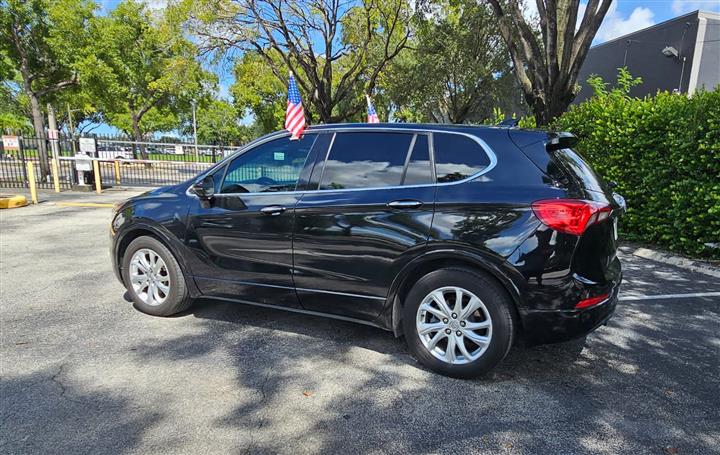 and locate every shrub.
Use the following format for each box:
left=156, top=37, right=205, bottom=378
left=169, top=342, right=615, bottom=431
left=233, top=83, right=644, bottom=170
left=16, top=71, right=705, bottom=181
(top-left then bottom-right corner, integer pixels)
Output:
left=554, top=69, right=720, bottom=258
